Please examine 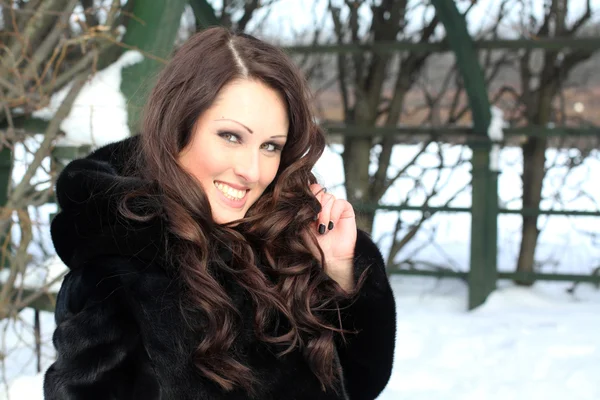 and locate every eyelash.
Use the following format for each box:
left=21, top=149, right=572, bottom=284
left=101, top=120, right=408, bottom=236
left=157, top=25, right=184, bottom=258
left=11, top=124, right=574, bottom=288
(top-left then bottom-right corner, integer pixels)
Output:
left=218, top=131, right=283, bottom=153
